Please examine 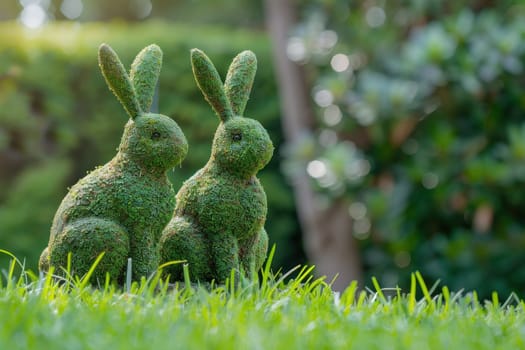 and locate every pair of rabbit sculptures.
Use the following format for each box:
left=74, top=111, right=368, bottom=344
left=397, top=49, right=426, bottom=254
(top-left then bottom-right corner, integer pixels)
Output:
left=38, top=43, right=274, bottom=284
